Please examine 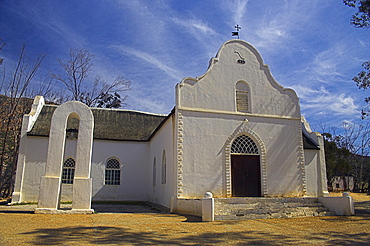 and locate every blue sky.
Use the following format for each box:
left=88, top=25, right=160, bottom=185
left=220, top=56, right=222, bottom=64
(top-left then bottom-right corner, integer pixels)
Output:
left=0, top=0, right=369, bottom=131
